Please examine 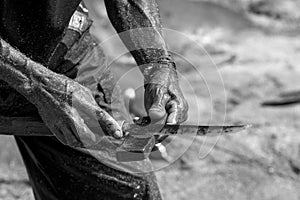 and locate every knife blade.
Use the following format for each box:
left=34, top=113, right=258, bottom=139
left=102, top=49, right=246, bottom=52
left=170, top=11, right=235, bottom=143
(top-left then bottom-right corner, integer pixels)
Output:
left=123, top=123, right=250, bottom=137
left=0, top=116, right=250, bottom=137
